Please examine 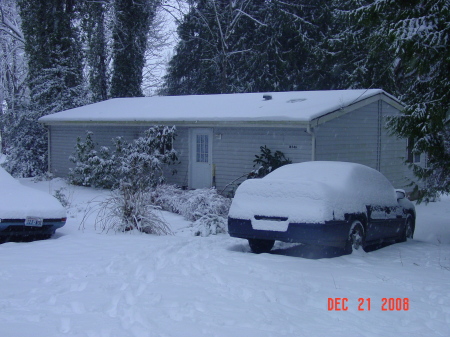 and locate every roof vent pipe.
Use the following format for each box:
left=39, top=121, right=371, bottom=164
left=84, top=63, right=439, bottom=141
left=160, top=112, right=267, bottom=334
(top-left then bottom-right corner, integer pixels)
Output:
left=263, top=94, right=272, bottom=100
